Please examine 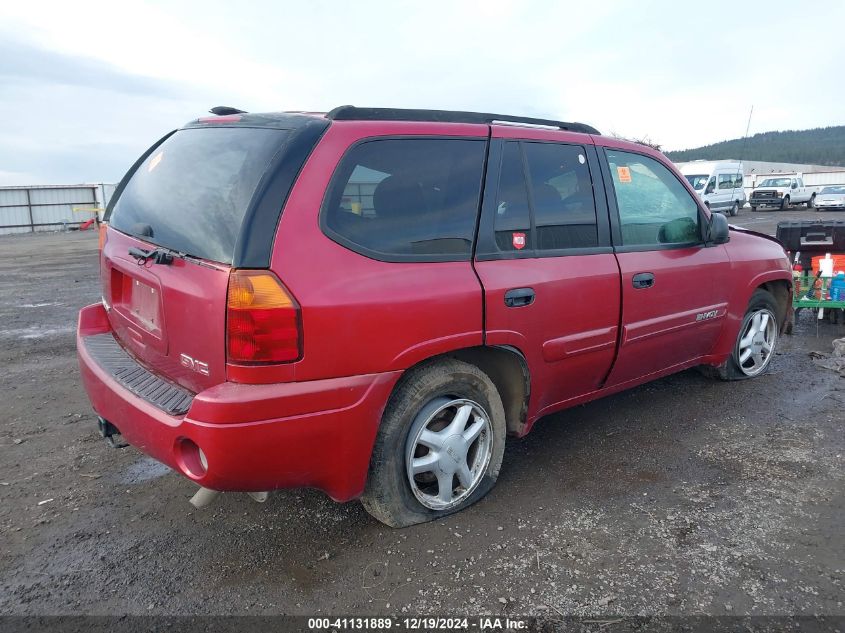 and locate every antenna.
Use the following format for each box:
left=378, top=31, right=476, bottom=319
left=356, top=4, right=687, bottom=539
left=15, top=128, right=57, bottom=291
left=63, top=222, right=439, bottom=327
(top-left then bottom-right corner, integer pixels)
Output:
left=736, top=105, right=754, bottom=200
